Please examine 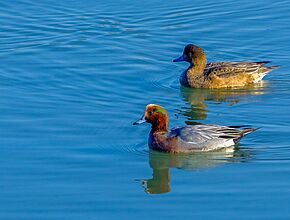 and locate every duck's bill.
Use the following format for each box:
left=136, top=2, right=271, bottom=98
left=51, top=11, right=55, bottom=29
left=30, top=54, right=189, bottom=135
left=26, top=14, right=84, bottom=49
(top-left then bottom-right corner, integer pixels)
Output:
left=173, top=55, right=185, bottom=62
left=133, top=115, right=146, bottom=125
